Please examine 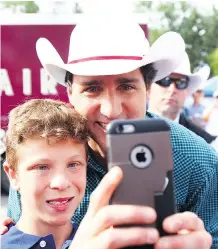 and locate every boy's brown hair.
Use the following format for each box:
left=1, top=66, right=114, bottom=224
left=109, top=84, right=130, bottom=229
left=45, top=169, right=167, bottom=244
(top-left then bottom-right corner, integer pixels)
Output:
left=6, top=99, right=89, bottom=171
